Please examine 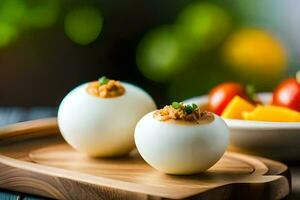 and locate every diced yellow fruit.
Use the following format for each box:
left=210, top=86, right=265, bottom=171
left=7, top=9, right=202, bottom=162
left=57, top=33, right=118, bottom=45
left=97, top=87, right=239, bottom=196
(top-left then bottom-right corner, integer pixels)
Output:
left=242, top=105, right=300, bottom=122
left=221, top=96, right=255, bottom=119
